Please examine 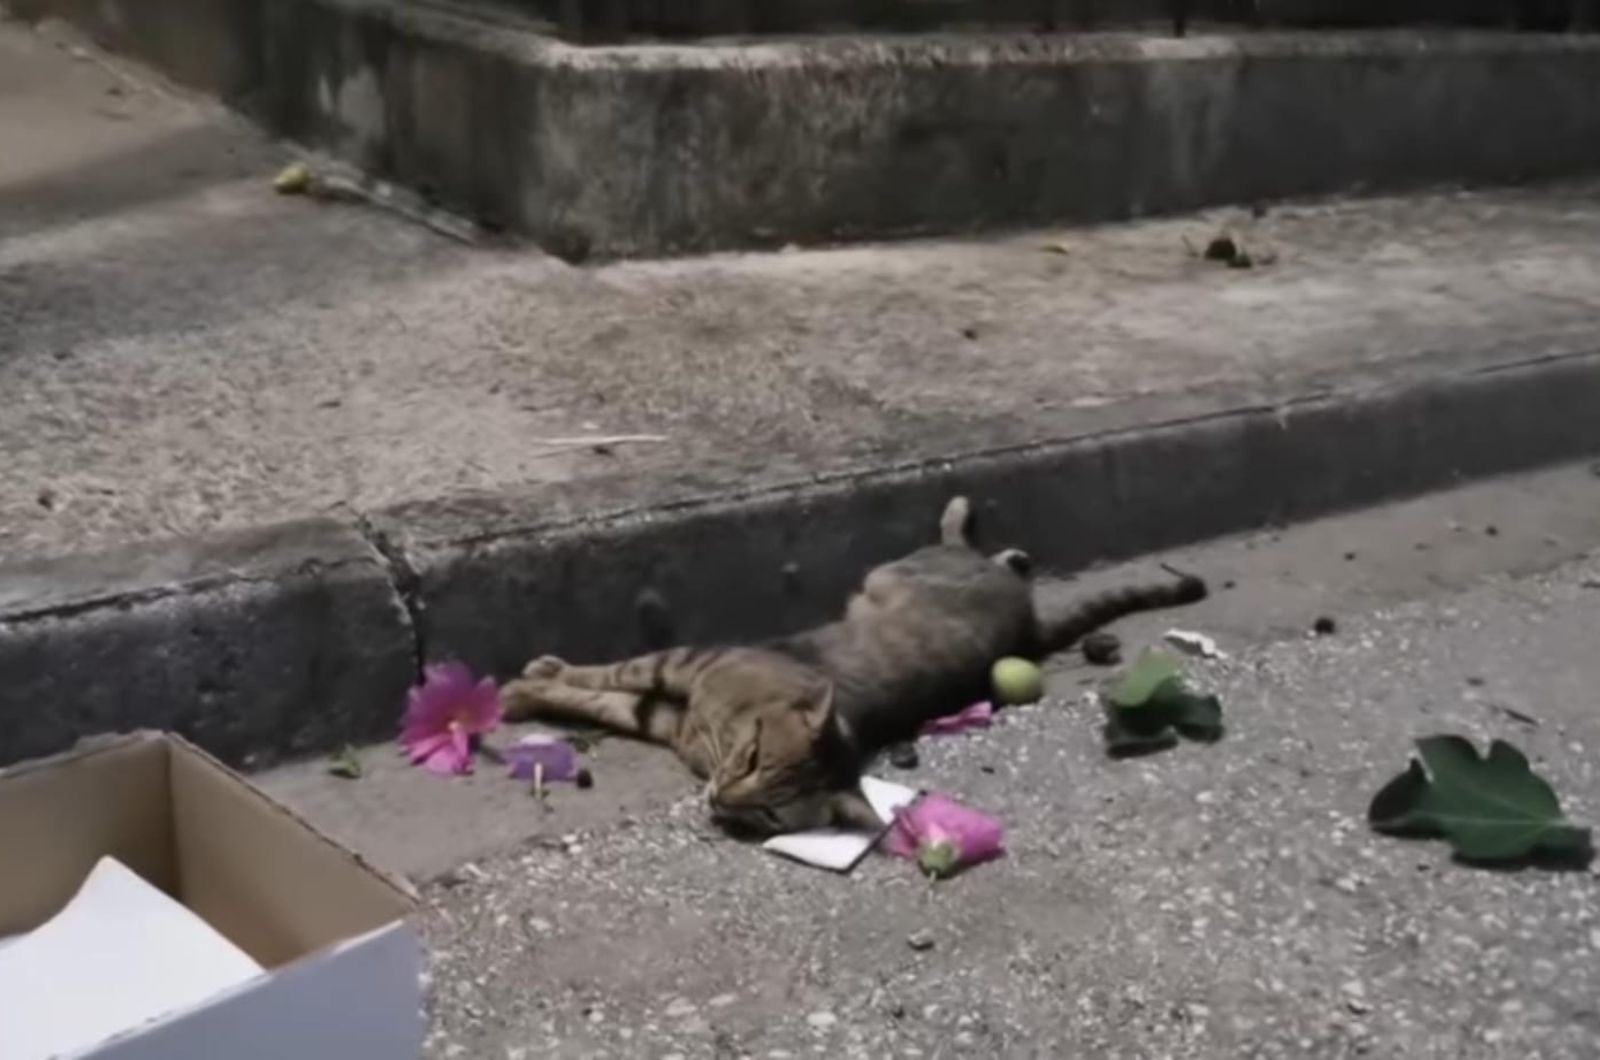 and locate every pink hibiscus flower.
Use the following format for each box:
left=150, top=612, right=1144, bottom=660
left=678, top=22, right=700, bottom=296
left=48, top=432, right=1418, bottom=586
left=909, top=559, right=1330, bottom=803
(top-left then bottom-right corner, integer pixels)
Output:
left=883, top=793, right=1005, bottom=878
left=399, top=662, right=503, bottom=775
